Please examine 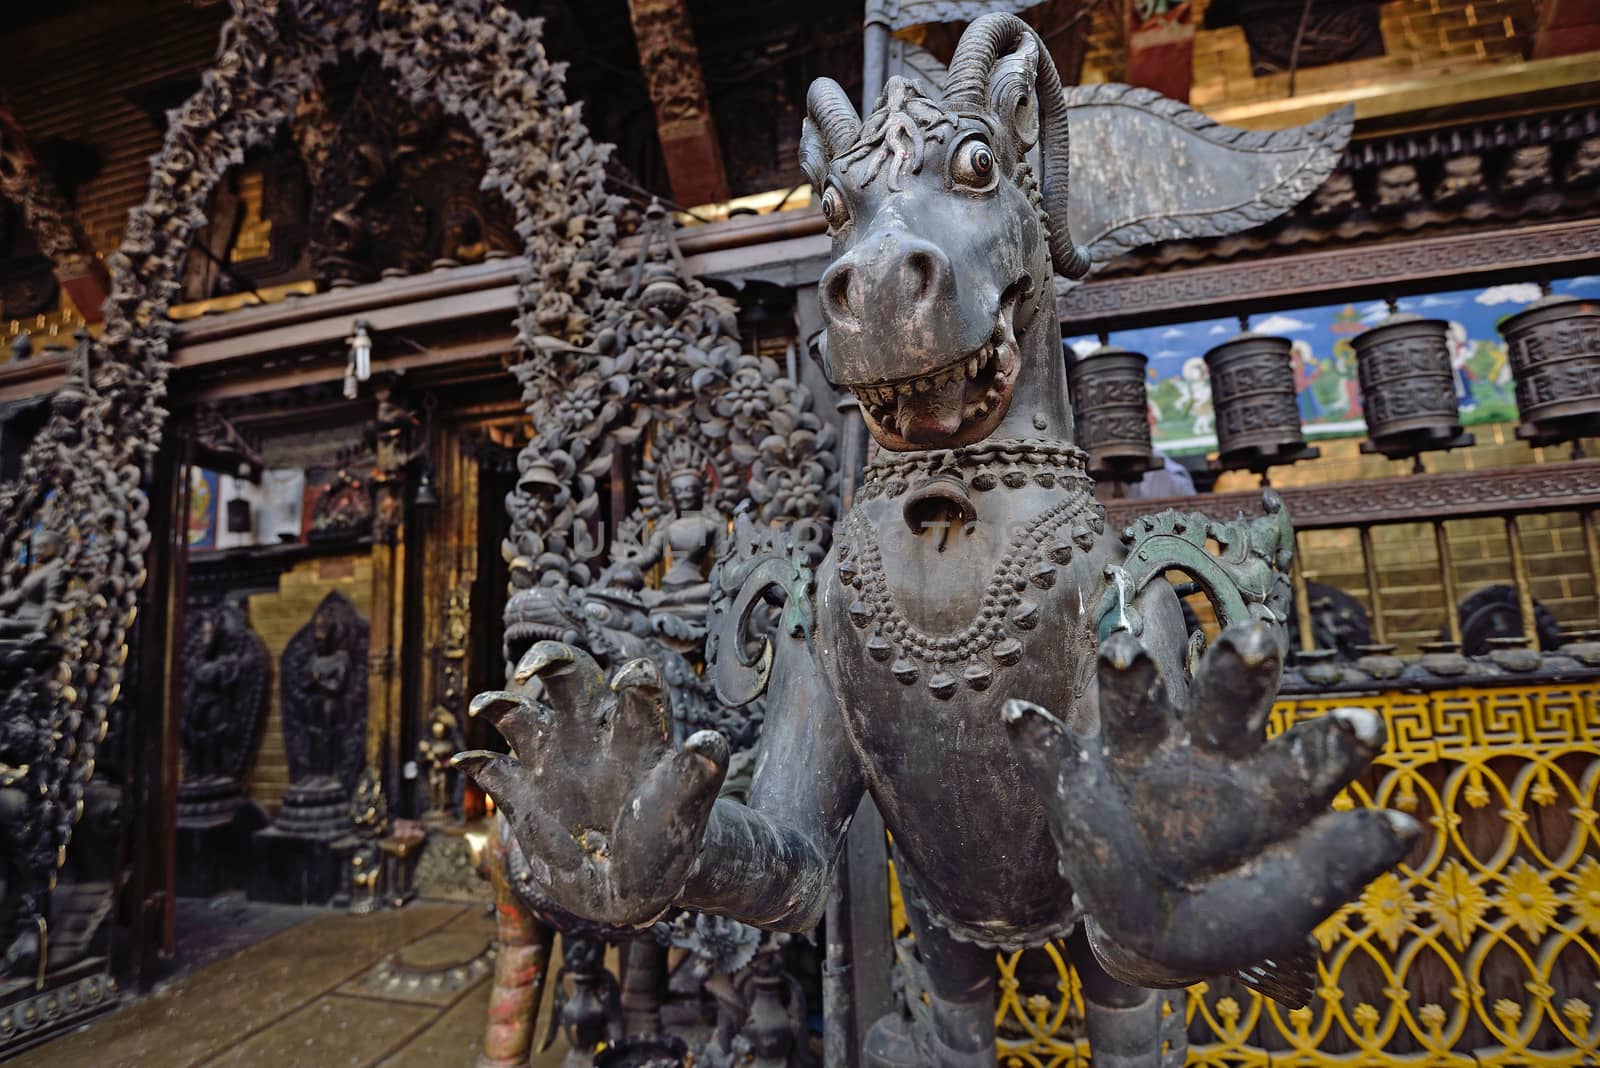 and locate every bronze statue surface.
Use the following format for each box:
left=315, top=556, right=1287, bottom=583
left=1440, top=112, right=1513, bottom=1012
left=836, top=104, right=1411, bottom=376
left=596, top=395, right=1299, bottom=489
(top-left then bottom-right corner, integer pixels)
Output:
left=459, top=16, right=1417, bottom=1067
